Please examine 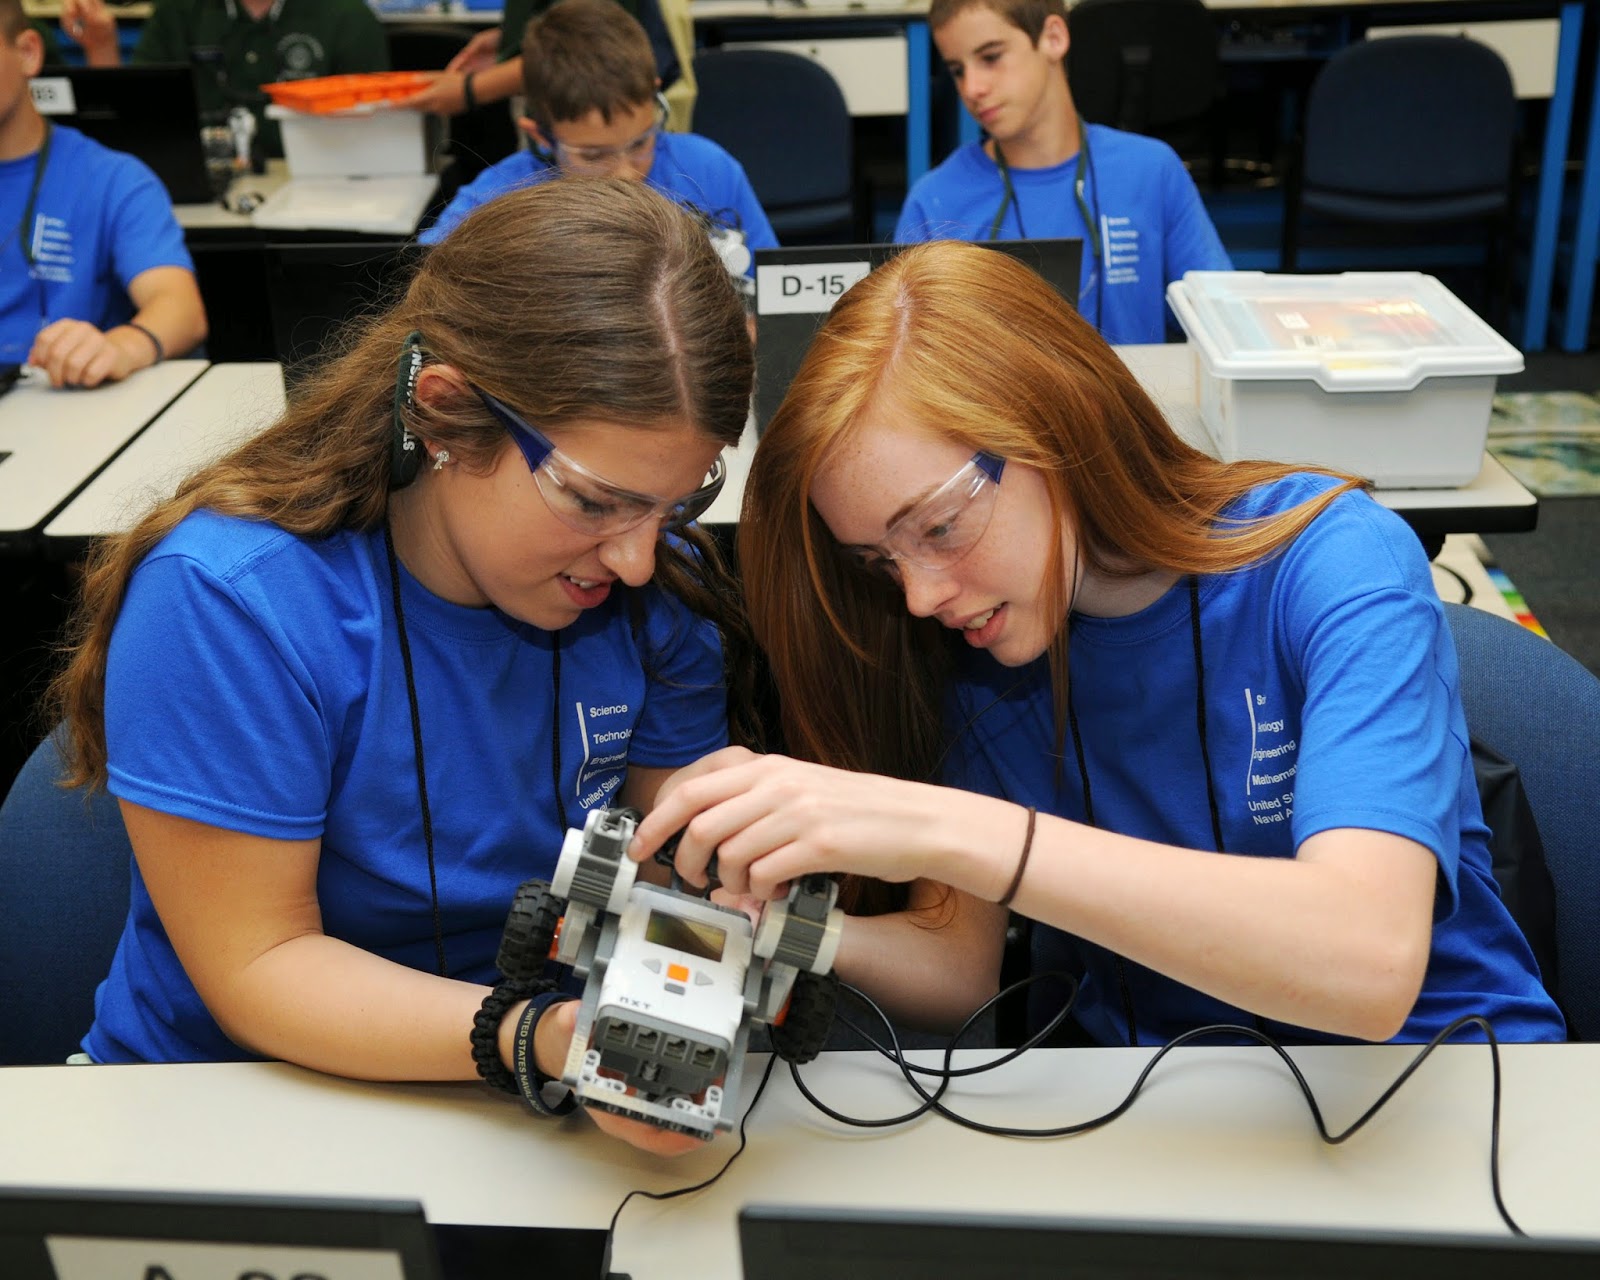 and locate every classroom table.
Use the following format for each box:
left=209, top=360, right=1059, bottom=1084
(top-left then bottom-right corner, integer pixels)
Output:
left=0, top=360, right=207, bottom=553
left=41, top=363, right=288, bottom=547
left=2, top=1043, right=1596, bottom=1278
left=706, top=342, right=1539, bottom=555
left=1117, top=342, right=1540, bottom=554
